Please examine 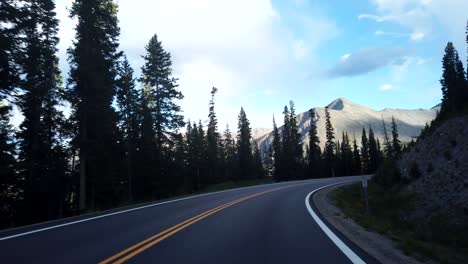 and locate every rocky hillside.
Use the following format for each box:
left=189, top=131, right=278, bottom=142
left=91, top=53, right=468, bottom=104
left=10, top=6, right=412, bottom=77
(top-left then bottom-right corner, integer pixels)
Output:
left=256, top=98, right=437, bottom=154
left=398, top=115, right=468, bottom=224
